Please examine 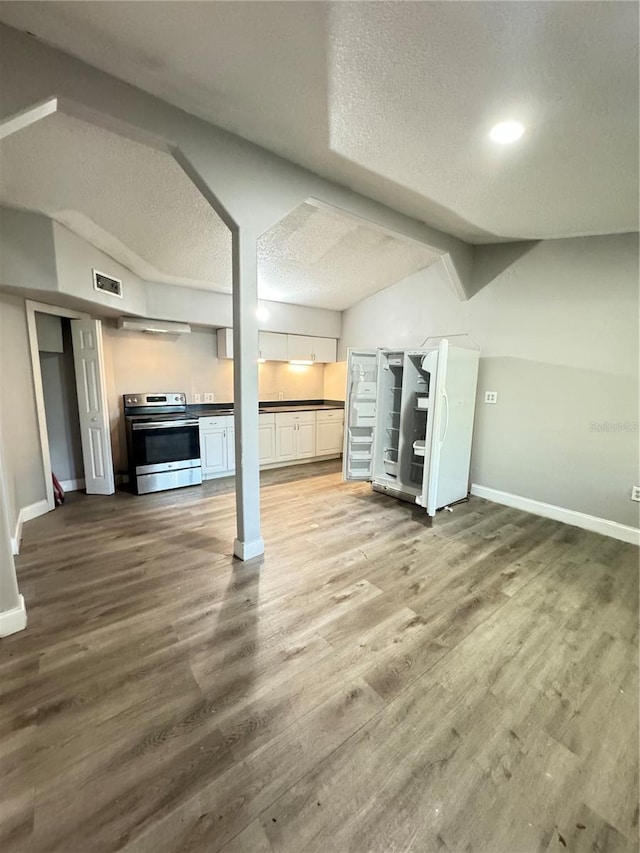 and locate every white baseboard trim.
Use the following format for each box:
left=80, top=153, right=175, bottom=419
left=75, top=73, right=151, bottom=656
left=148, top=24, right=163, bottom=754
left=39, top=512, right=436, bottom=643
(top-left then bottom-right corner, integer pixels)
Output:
left=11, top=498, right=50, bottom=555
left=0, top=594, right=27, bottom=637
left=470, top=484, right=640, bottom=546
left=59, top=477, right=86, bottom=493
left=233, top=537, right=265, bottom=561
